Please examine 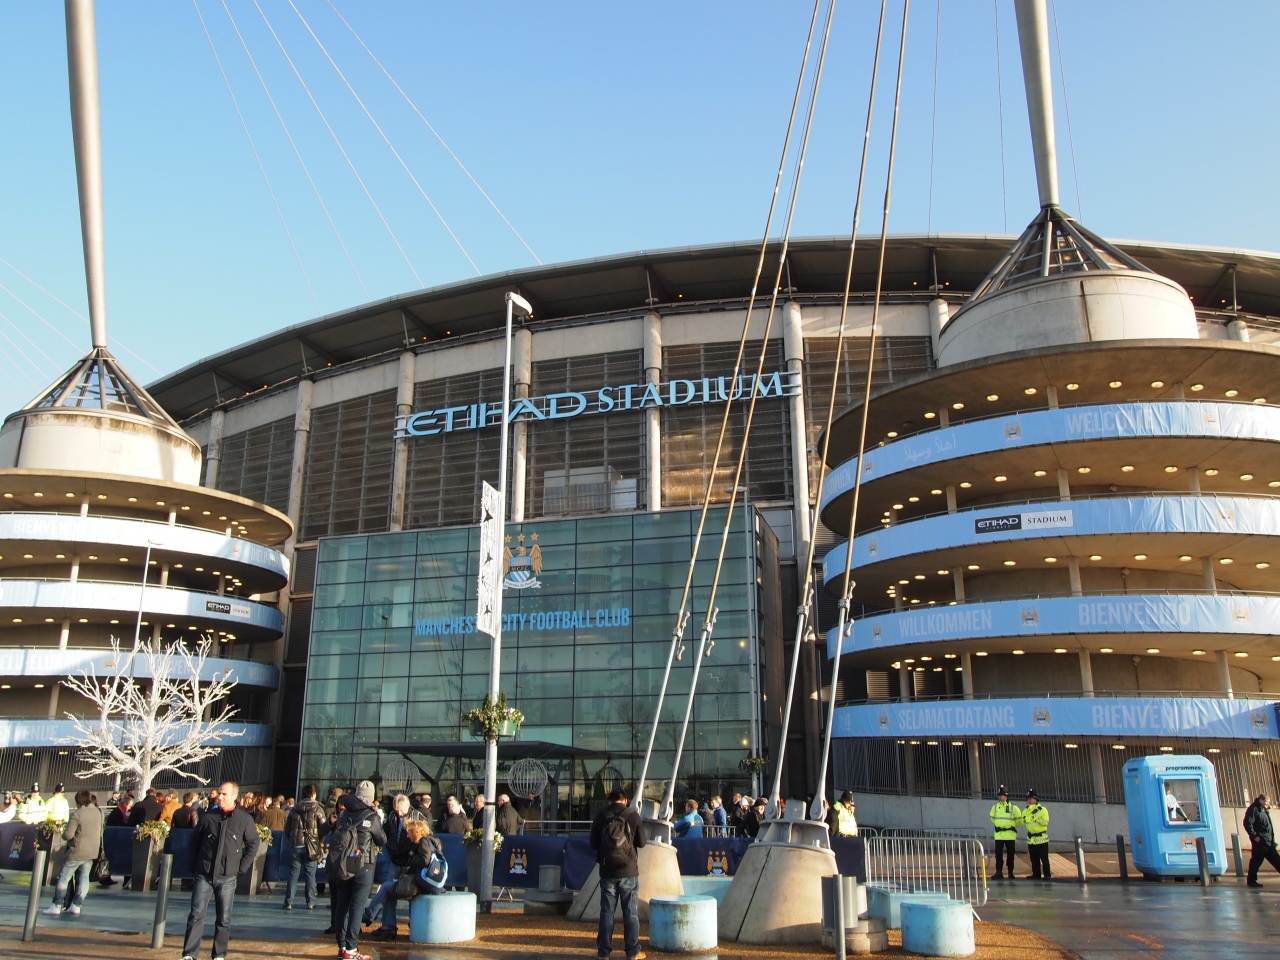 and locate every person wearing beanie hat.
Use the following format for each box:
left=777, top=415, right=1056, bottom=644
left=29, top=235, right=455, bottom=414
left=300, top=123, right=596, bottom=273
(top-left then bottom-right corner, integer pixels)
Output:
left=1023, top=790, right=1051, bottom=879
left=329, top=779, right=386, bottom=960
left=988, top=785, right=1021, bottom=880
